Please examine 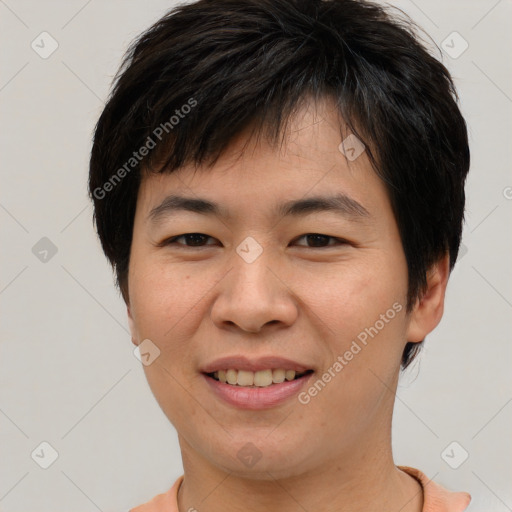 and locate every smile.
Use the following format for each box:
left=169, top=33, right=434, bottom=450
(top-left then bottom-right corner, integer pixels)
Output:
left=207, top=368, right=313, bottom=387
left=203, top=369, right=314, bottom=410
